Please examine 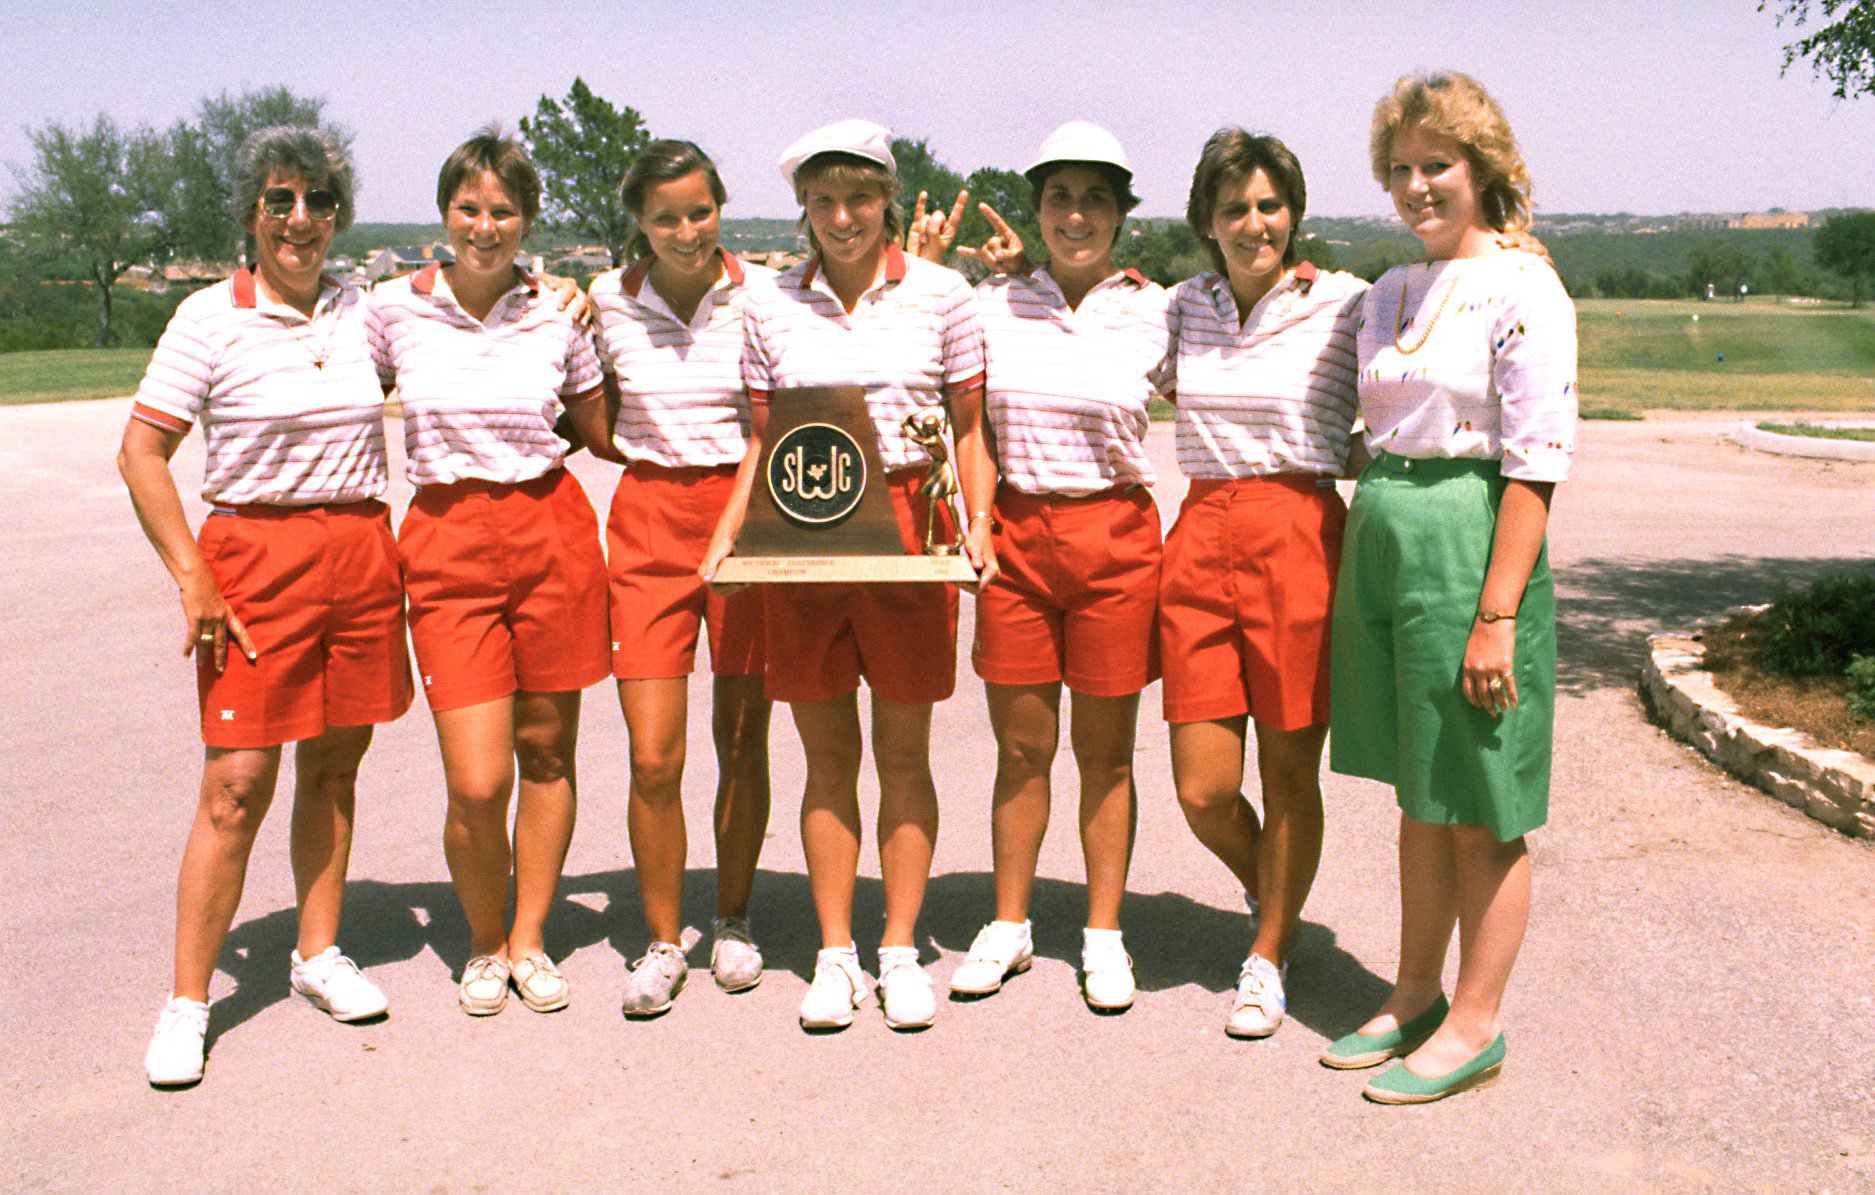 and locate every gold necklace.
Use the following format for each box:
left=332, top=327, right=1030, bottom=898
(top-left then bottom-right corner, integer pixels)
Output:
left=1393, top=265, right=1455, bottom=355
